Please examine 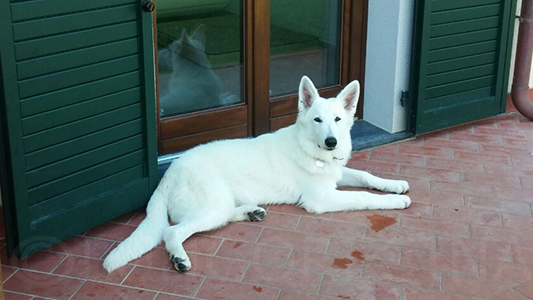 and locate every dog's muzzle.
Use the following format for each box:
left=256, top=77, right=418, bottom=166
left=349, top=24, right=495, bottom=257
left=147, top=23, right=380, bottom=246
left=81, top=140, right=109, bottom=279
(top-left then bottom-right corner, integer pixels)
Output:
left=325, top=137, right=337, bottom=150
